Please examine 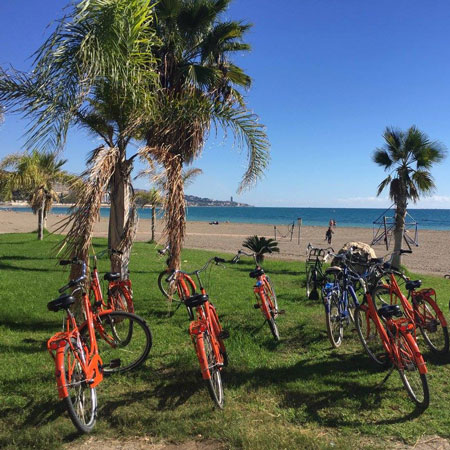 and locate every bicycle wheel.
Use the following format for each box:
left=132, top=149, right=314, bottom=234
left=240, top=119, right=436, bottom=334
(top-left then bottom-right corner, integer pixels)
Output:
left=157, top=270, right=180, bottom=299
left=267, top=317, right=280, bottom=341
left=371, top=285, right=401, bottom=311
left=325, top=290, right=343, bottom=348
left=62, top=342, right=97, bottom=433
left=202, top=333, right=224, bottom=408
left=396, top=332, right=430, bottom=409
left=264, top=276, right=278, bottom=314
left=109, top=286, right=133, bottom=313
left=305, top=266, right=312, bottom=298
left=354, top=306, right=388, bottom=367
left=93, top=311, right=152, bottom=374
left=209, top=304, right=229, bottom=367
left=415, top=297, right=449, bottom=354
